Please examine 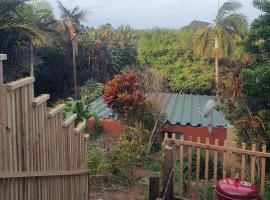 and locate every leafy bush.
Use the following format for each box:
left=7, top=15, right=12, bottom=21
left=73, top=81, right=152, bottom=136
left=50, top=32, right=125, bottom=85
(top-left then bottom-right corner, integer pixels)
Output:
left=80, top=79, right=104, bottom=104
left=103, top=72, right=144, bottom=117
left=63, top=97, right=92, bottom=125
left=165, top=59, right=213, bottom=94
left=109, top=127, right=148, bottom=182
left=265, top=177, right=270, bottom=199
left=87, top=147, right=110, bottom=178
left=137, top=29, right=214, bottom=94
left=143, top=157, right=161, bottom=172
left=104, top=72, right=165, bottom=151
